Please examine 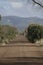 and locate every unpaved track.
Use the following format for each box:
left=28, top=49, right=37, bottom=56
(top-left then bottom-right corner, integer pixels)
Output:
left=0, top=45, right=43, bottom=58
left=0, top=35, right=43, bottom=65
left=0, top=45, right=43, bottom=57
left=9, top=35, right=29, bottom=44
left=0, top=45, right=43, bottom=65
left=0, top=44, right=43, bottom=65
